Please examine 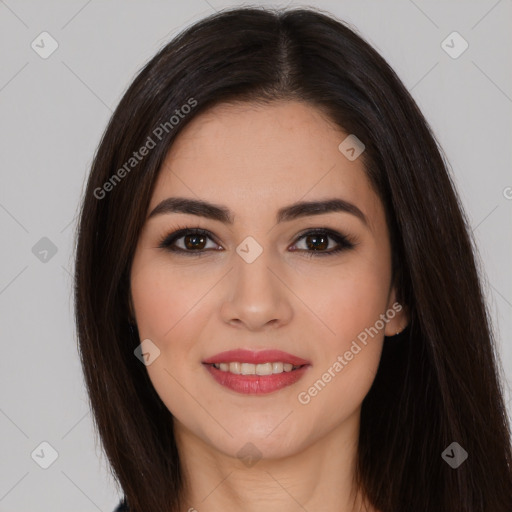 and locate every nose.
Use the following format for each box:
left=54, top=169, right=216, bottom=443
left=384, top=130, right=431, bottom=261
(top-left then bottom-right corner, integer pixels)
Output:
left=219, top=249, right=294, bottom=332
